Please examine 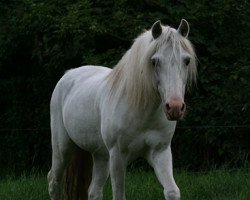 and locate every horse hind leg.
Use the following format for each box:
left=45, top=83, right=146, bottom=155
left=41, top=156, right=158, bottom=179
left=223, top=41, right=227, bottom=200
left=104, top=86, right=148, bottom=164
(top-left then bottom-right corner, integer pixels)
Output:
left=88, top=153, right=109, bottom=200
left=48, top=157, right=68, bottom=200
left=48, top=117, right=75, bottom=200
